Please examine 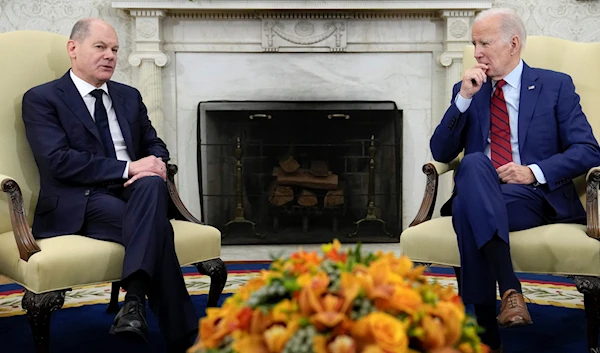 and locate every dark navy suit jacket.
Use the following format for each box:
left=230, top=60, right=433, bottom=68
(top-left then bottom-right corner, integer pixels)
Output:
left=22, top=71, right=169, bottom=238
left=431, top=62, right=600, bottom=222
